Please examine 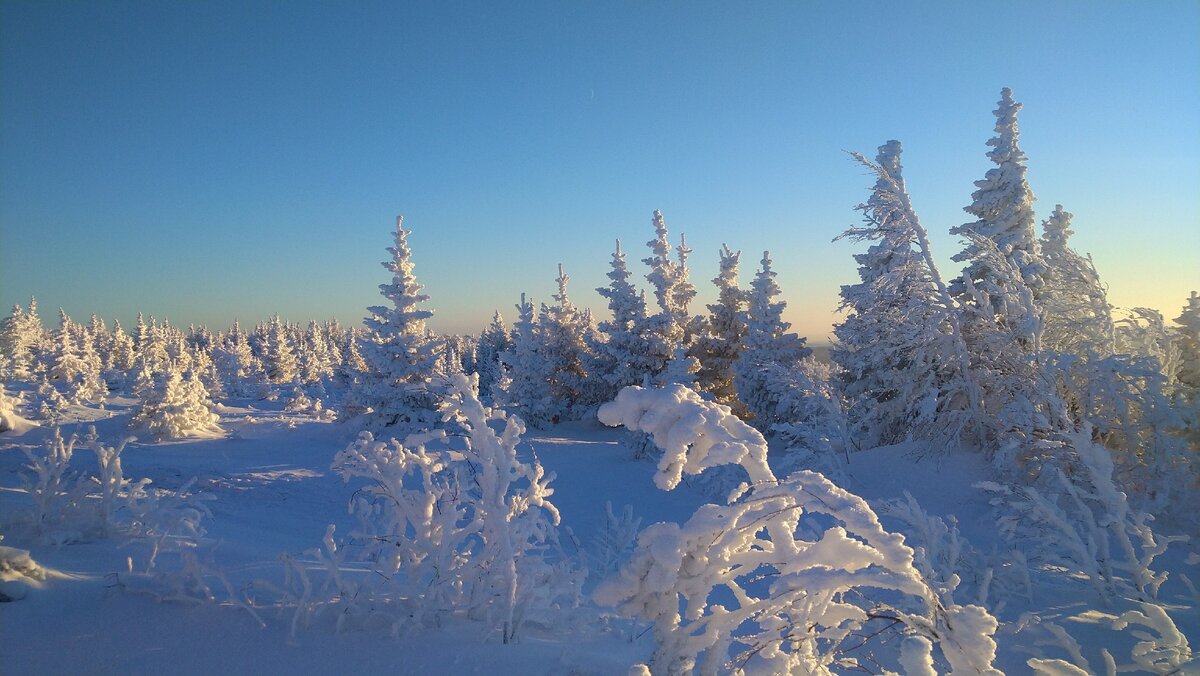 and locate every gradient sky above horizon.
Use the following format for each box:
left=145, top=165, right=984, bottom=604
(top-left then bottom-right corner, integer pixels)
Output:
left=2, top=1, right=1198, bottom=341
